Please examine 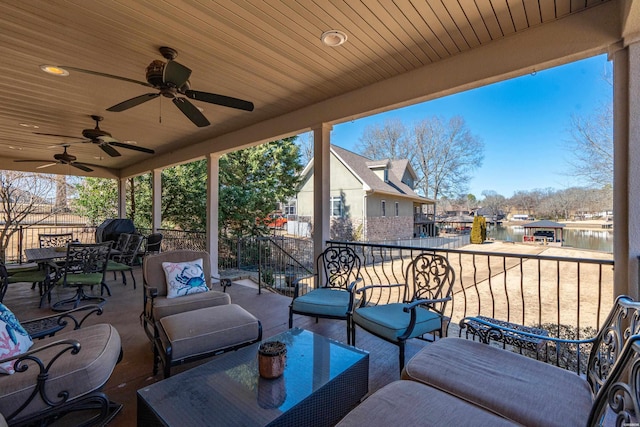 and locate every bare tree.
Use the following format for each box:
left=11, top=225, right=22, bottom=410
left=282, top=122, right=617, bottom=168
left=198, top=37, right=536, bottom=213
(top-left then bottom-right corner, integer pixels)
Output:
left=297, top=132, right=314, bottom=165
left=356, top=118, right=413, bottom=161
left=567, top=102, right=613, bottom=188
left=412, top=116, right=484, bottom=200
left=0, top=171, right=57, bottom=262
left=480, top=190, right=507, bottom=221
